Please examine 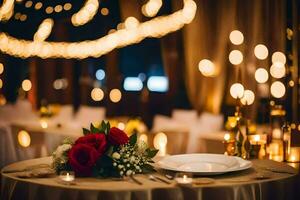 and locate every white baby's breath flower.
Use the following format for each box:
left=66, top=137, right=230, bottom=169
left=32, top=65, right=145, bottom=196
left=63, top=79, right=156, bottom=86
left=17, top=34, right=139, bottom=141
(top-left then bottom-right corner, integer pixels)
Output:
left=112, top=152, right=121, bottom=159
left=126, top=170, right=132, bottom=176
left=53, top=144, right=72, bottom=158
